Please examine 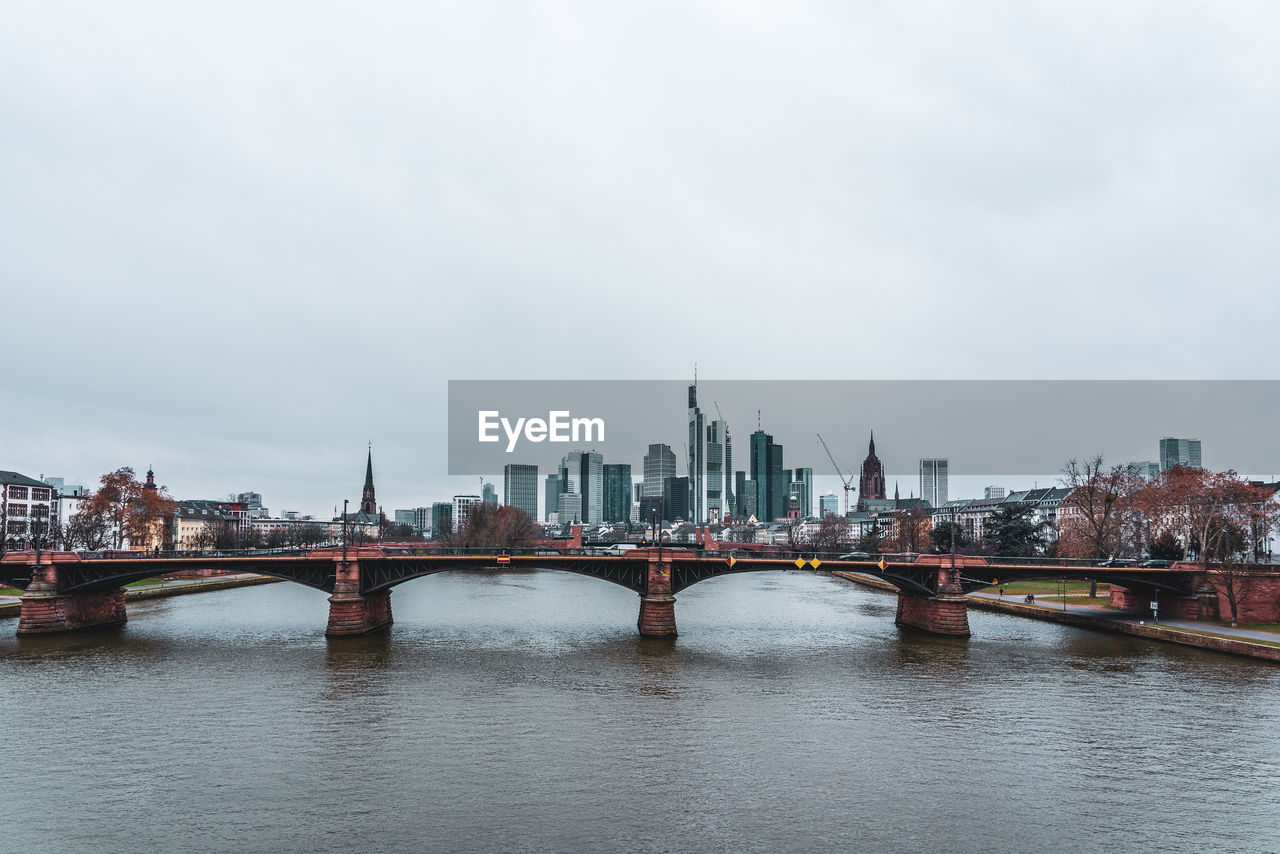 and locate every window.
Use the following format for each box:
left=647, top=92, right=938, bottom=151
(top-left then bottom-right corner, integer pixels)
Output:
left=8, top=486, right=28, bottom=500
